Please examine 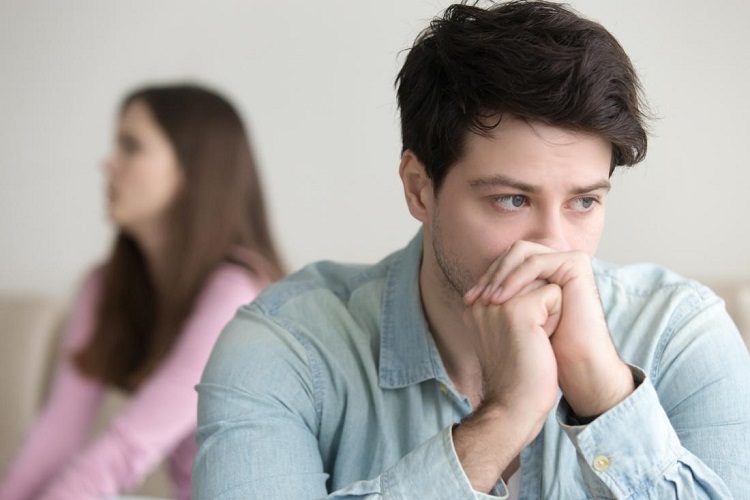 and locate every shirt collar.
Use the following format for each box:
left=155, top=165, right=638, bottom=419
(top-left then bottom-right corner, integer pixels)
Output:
left=379, top=230, right=451, bottom=389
